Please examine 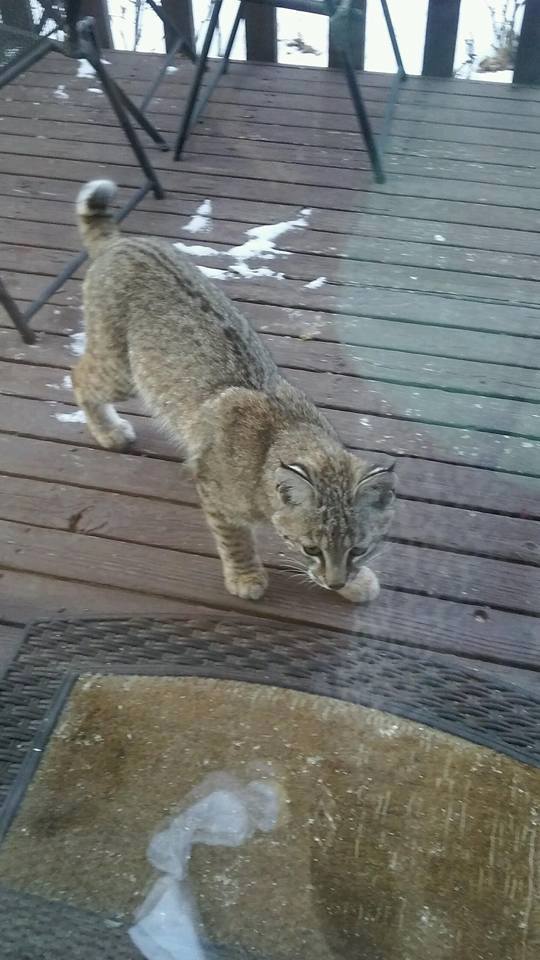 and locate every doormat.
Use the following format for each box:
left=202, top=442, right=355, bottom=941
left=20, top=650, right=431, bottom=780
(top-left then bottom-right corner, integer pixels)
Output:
left=1, top=671, right=539, bottom=960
